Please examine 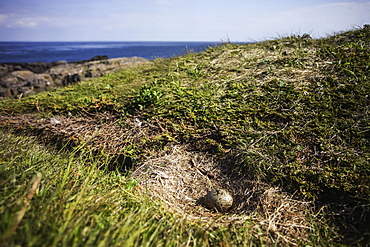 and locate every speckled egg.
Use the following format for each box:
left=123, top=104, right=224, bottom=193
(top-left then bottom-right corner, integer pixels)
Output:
left=203, top=188, right=233, bottom=212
